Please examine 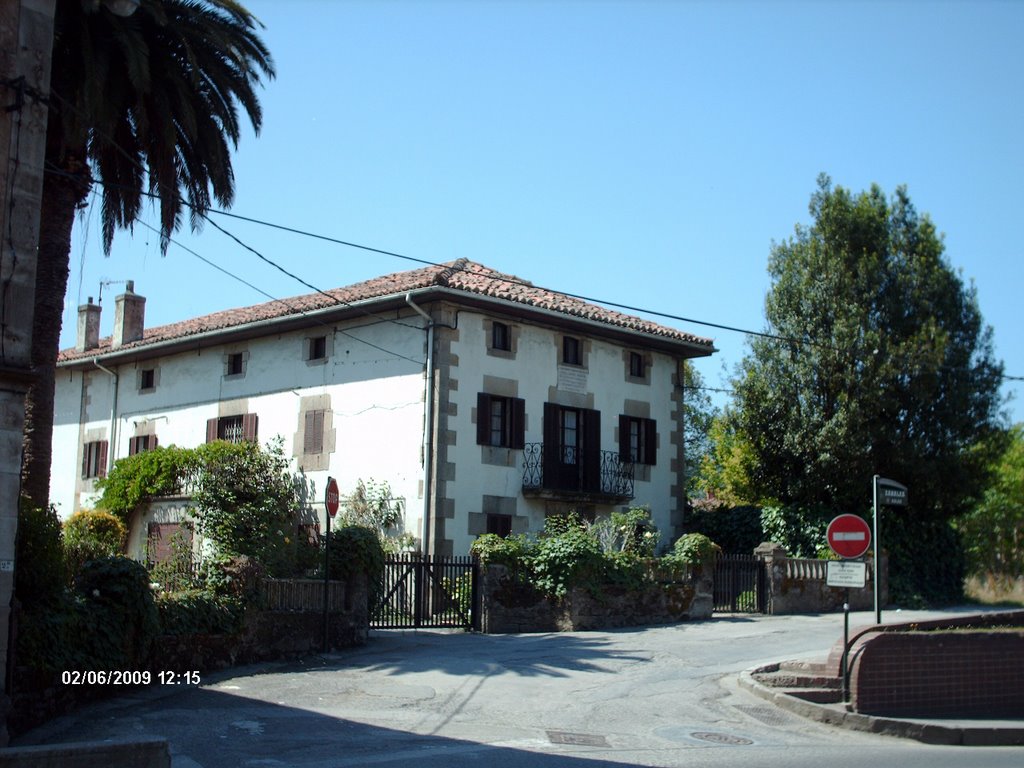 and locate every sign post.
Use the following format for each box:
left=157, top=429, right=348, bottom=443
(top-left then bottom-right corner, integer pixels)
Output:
left=322, top=477, right=340, bottom=651
left=826, top=514, right=871, bottom=702
left=872, top=476, right=907, bottom=625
